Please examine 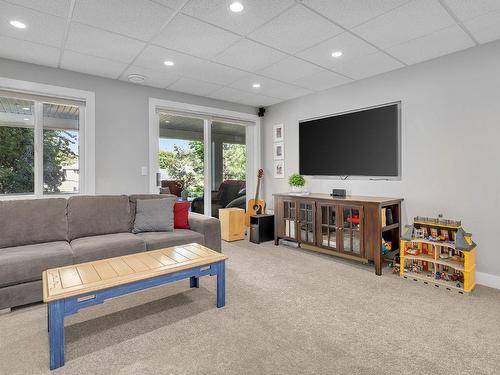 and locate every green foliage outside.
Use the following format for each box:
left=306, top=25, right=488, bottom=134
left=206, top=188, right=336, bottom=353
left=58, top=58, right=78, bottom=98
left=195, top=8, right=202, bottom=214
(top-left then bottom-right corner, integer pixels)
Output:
left=0, top=126, right=77, bottom=194
left=159, top=140, right=246, bottom=197
left=0, top=127, right=34, bottom=194
left=43, top=130, right=78, bottom=193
